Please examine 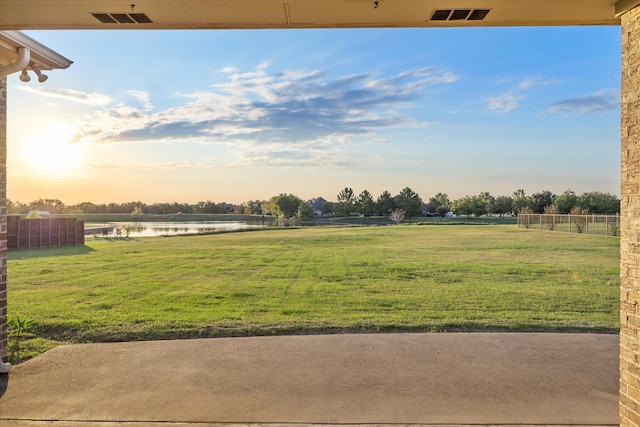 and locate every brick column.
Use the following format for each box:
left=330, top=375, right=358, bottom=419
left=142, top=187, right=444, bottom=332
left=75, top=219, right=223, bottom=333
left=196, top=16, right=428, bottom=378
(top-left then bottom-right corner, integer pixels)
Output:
left=621, top=4, right=640, bottom=426
left=0, top=76, right=7, bottom=363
